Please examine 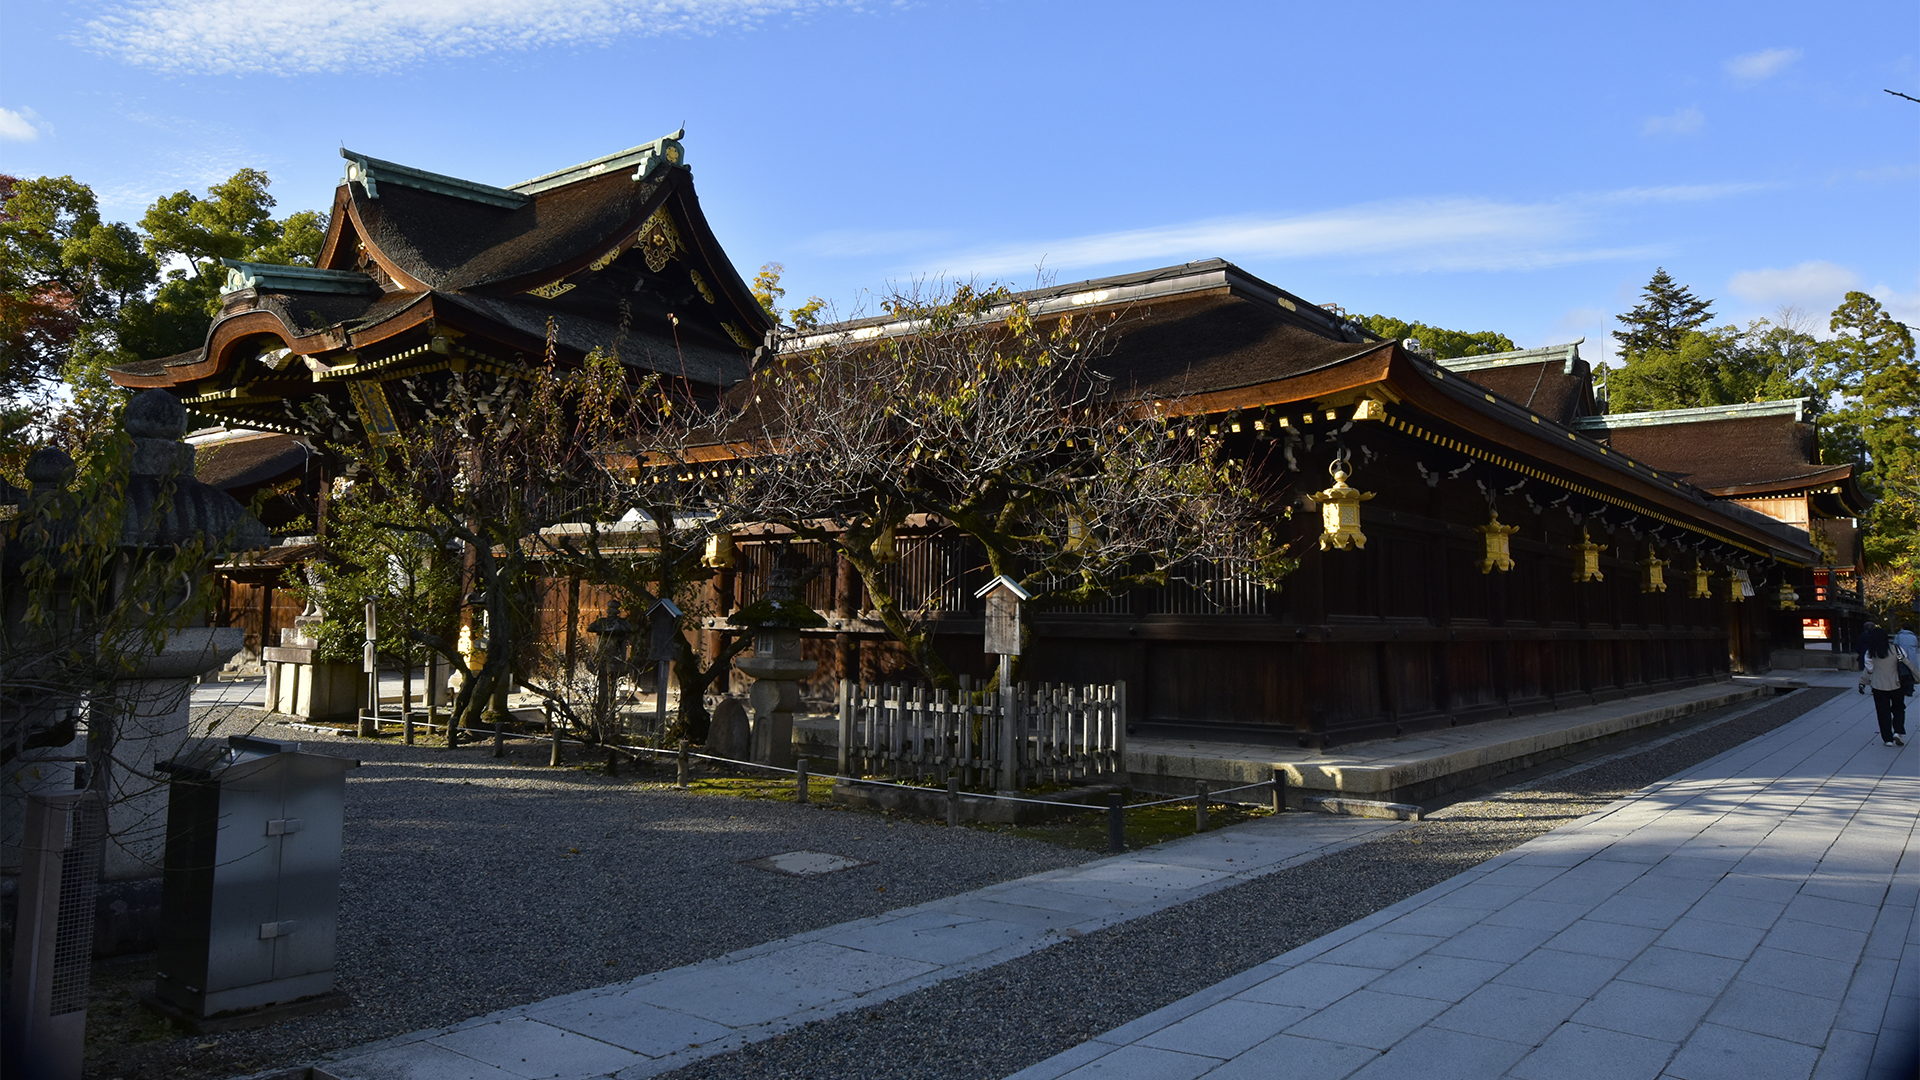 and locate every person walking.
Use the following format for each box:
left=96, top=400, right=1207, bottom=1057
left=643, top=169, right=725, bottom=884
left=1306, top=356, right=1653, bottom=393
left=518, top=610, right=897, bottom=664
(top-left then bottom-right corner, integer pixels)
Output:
left=1858, top=625, right=1909, bottom=747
